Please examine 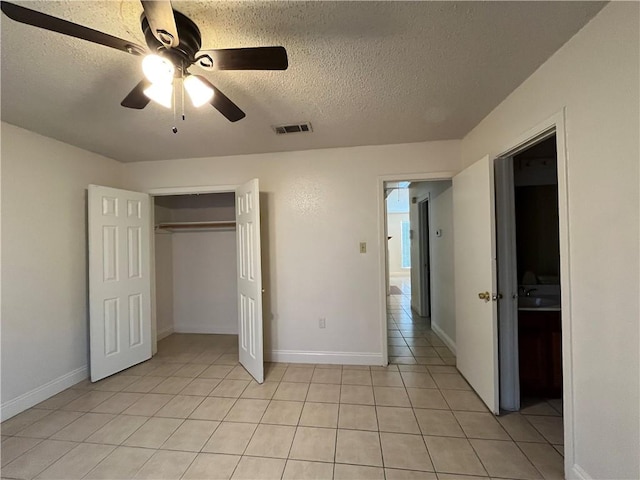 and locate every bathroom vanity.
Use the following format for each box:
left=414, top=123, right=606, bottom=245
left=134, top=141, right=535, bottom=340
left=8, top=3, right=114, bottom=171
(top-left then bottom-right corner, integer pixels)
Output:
left=518, top=301, right=562, bottom=398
